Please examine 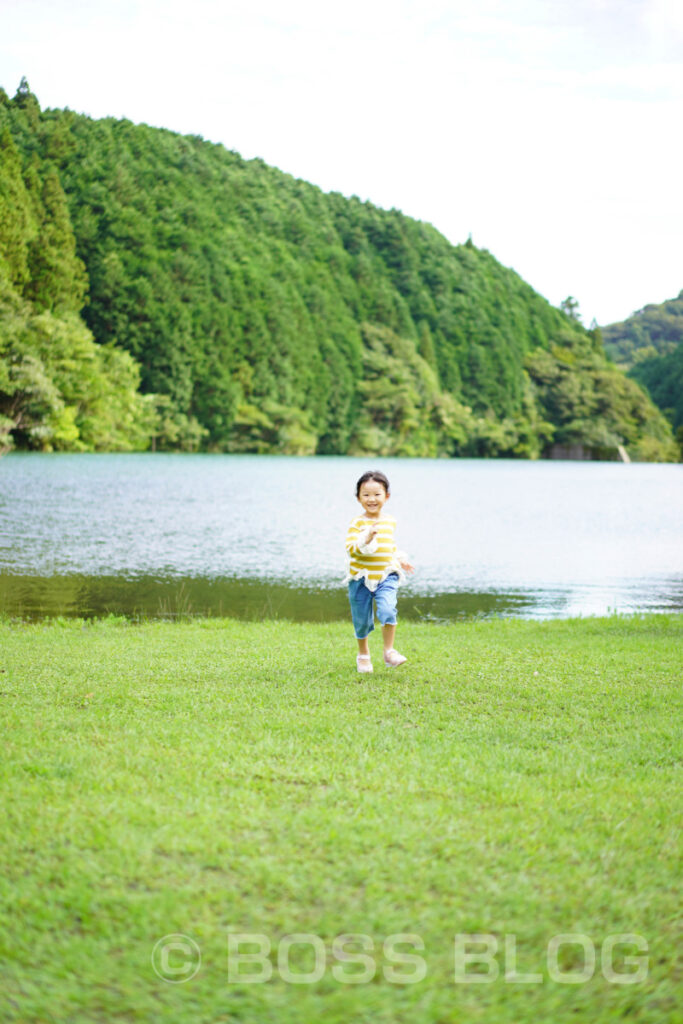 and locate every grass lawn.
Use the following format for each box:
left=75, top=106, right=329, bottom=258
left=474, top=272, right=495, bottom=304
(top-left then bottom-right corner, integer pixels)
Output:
left=1, top=613, right=681, bottom=1023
